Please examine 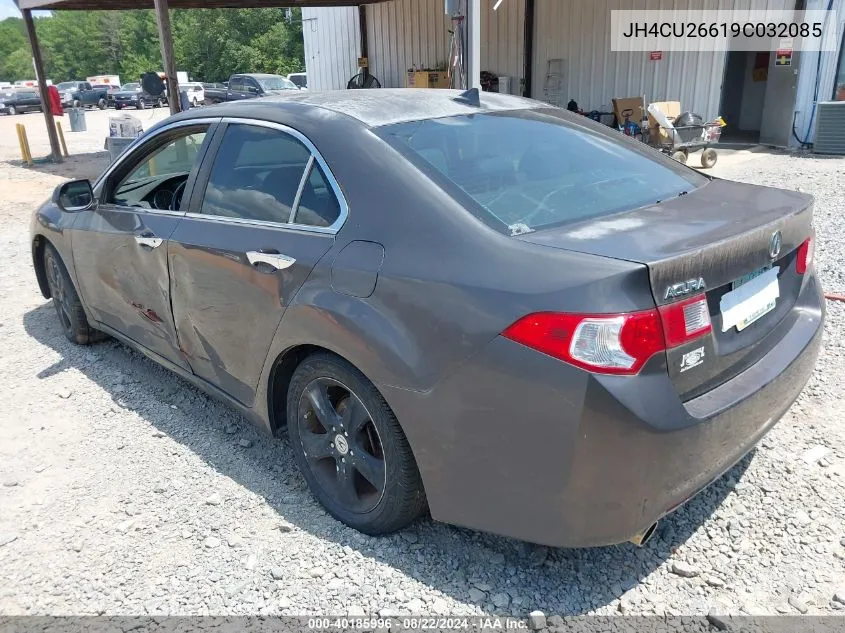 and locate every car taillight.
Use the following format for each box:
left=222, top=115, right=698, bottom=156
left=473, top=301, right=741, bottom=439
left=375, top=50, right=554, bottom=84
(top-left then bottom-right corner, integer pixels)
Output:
left=503, top=296, right=712, bottom=376
left=502, top=310, right=665, bottom=375
left=796, top=236, right=814, bottom=274
left=658, top=294, right=712, bottom=347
